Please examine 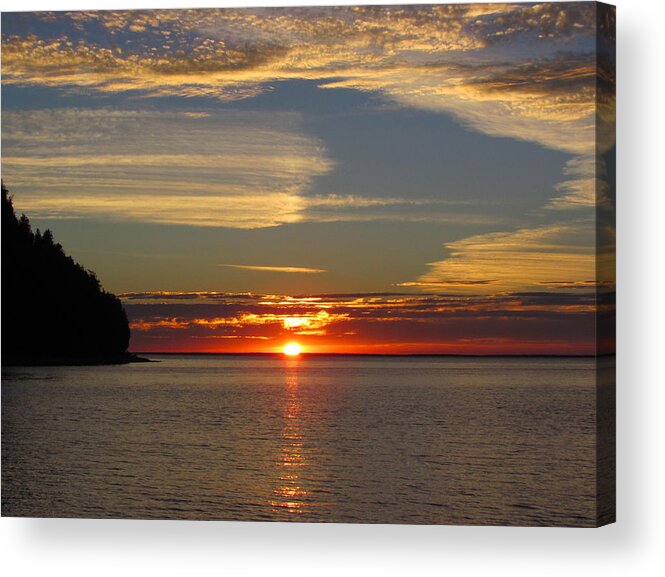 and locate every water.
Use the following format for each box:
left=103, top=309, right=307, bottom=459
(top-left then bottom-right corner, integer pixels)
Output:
left=2, top=355, right=600, bottom=525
